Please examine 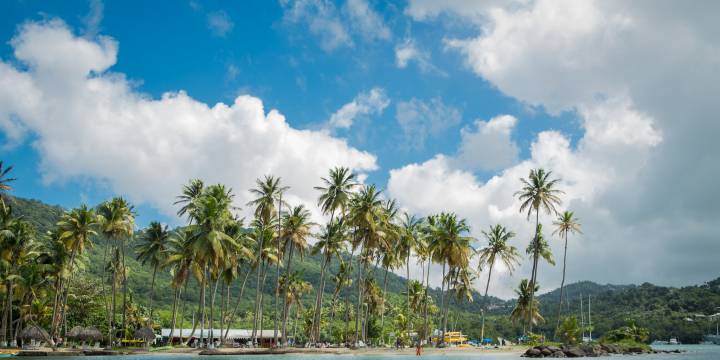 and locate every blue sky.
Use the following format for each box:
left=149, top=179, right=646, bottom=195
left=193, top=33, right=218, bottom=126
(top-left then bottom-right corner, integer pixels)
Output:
left=2, top=0, right=716, bottom=294
left=1, top=0, right=580, bottom=226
